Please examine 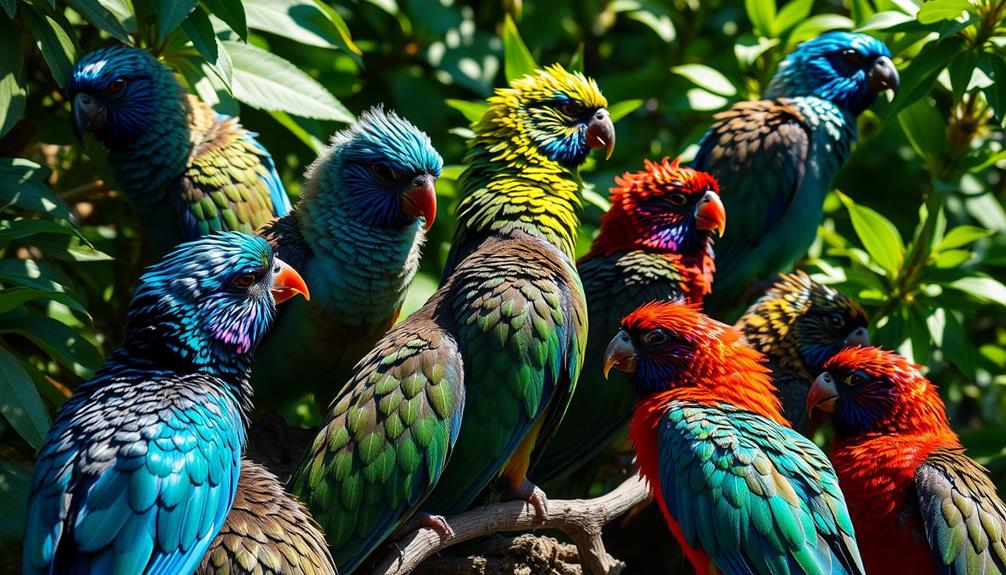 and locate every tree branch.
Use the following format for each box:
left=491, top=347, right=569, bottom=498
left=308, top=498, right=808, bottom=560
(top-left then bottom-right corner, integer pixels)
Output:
left=372, top=475, right=652, bottom=575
